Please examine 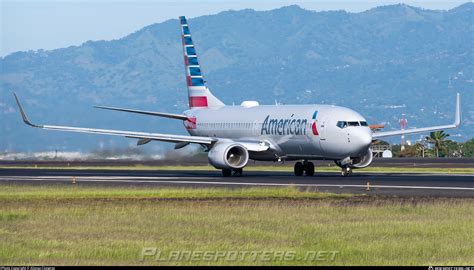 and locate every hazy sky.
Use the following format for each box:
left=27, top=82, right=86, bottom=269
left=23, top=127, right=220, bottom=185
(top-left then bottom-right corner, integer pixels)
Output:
left=0, top=0, right=468, bottom=57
